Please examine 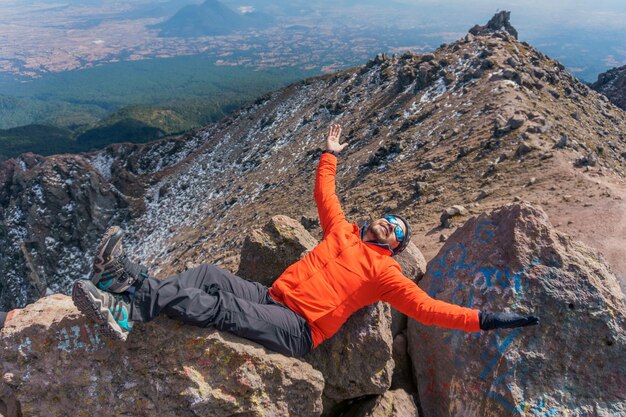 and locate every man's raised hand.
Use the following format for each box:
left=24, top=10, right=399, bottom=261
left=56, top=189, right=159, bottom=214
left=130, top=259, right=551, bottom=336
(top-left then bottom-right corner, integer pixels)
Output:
left=325, top=124, right=347, bottom=154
